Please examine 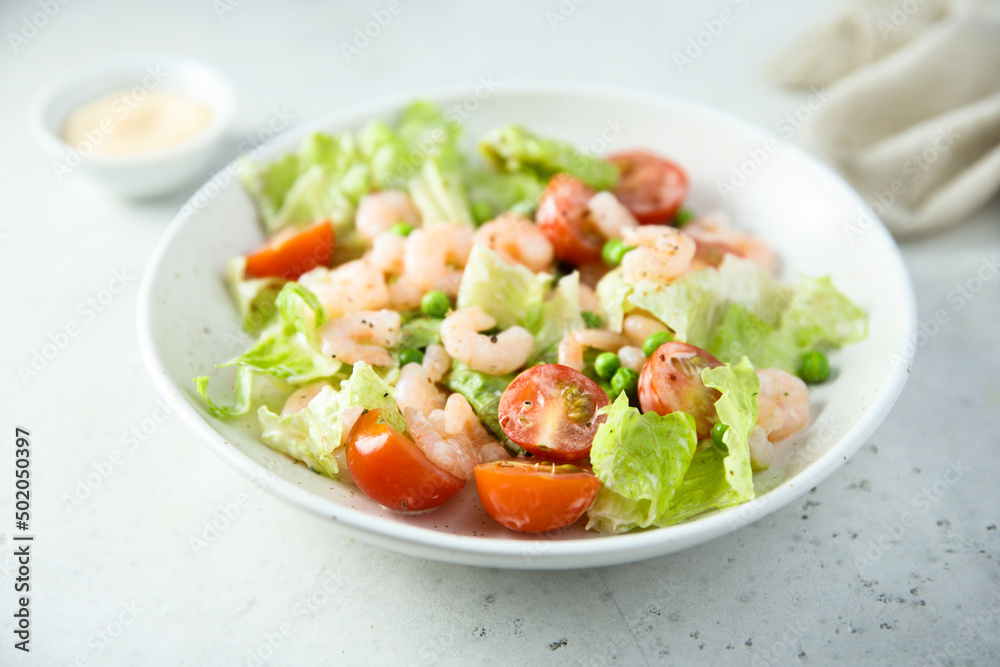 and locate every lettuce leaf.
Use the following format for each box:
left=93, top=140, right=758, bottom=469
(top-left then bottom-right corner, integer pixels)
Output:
left=255, top=361, right=405, bottom=479
left=597, top=256, right=867, bottom=373
left=220, top=283, right=341, bottom=384
left=586, top=359, right=759, bottom=533
left=457, top=245, right=583, bottom=356
left=586, top=395, right=698, bottom=534
left=395, top=316, right=444, bottom=351
left=225, top=256, right=284, bottom=334
left=478, top=124, right=619, bottom=191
